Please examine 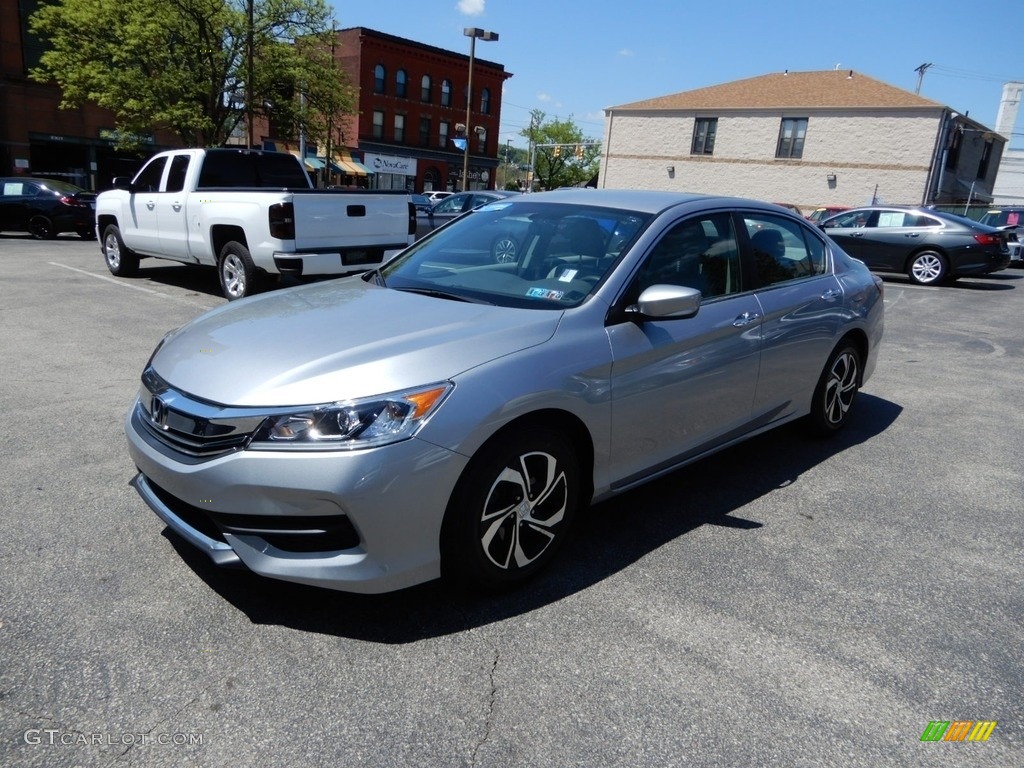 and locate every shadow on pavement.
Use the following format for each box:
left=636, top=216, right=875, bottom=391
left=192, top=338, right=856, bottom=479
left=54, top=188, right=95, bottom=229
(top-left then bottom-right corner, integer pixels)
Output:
left=165, top=393, right=903, bottom=643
